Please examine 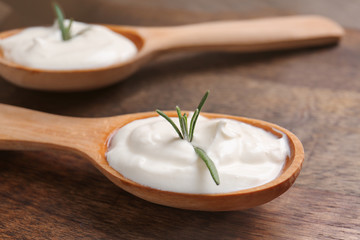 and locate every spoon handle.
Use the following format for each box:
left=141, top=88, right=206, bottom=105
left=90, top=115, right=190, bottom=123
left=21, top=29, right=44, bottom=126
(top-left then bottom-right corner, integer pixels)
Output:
left=141, top=15, right=343, bottom=53
left=0, top=104, right=102, bottom=153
